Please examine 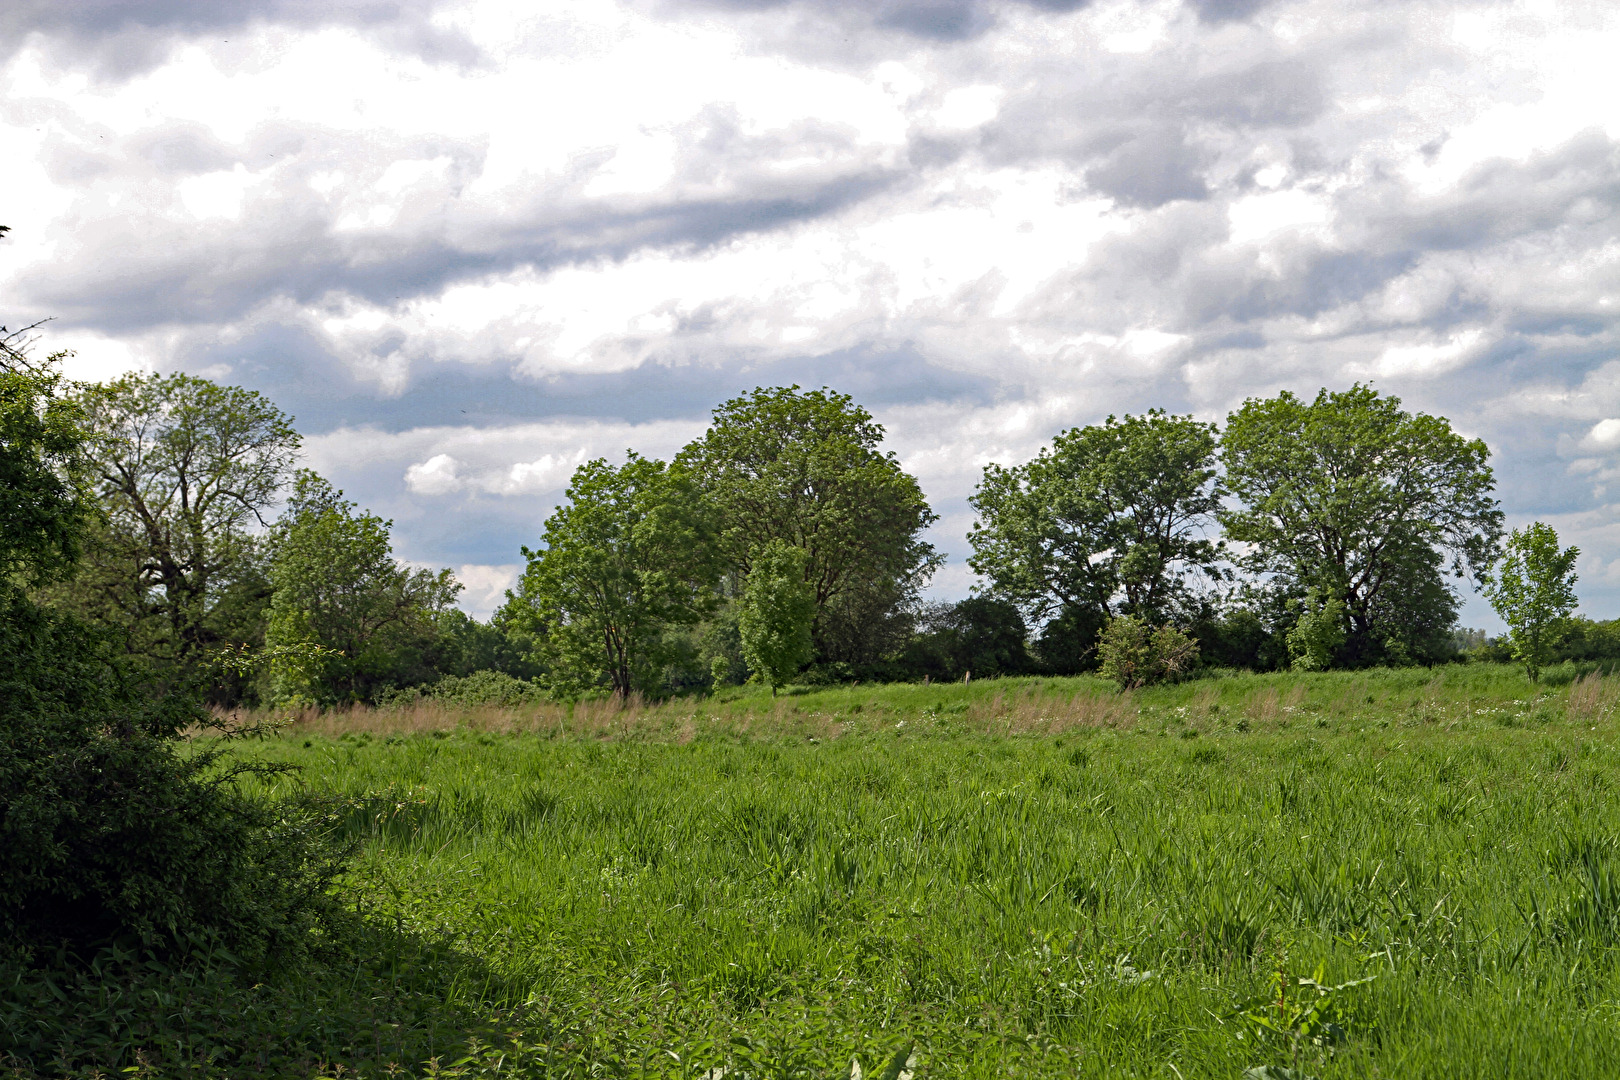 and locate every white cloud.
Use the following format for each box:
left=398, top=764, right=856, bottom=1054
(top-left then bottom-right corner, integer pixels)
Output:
left=404, top=452, right=462, bottom=495
left=9, top=0, right=1620, bottom=618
